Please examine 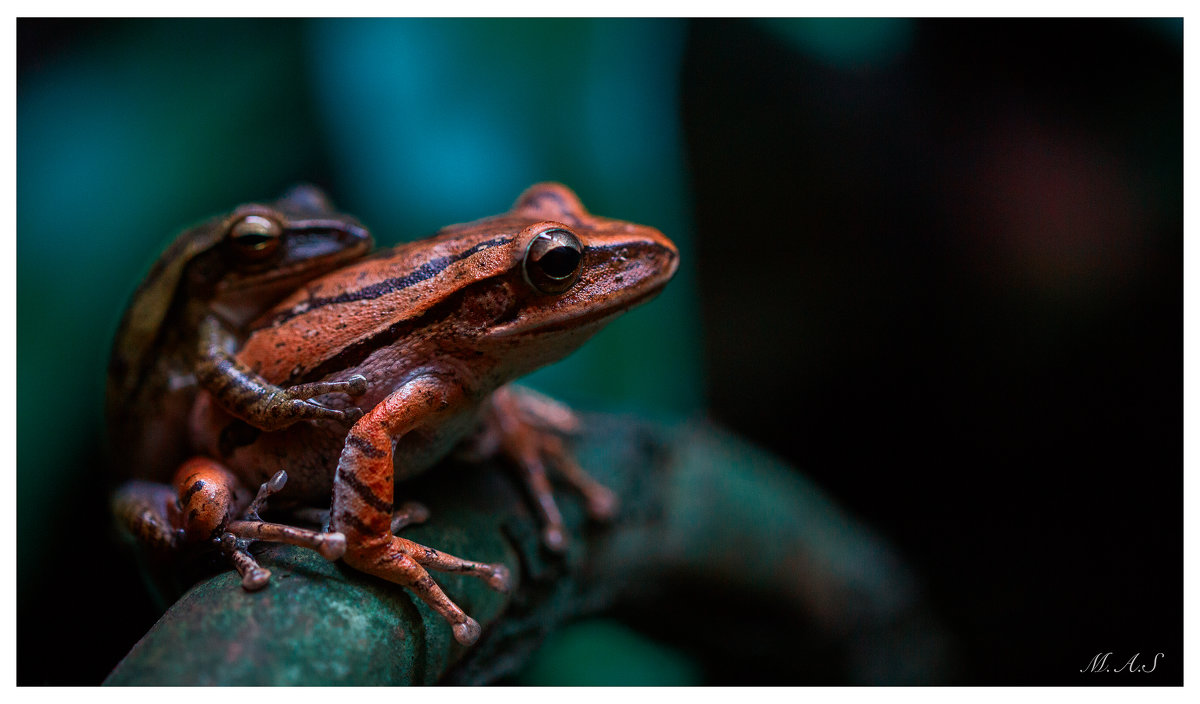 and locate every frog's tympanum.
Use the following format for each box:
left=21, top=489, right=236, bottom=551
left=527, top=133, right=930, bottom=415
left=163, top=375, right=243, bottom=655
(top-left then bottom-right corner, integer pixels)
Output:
left=110, top=186, right=372, bottom=586
left=118, top=183, right=679, bottom=647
